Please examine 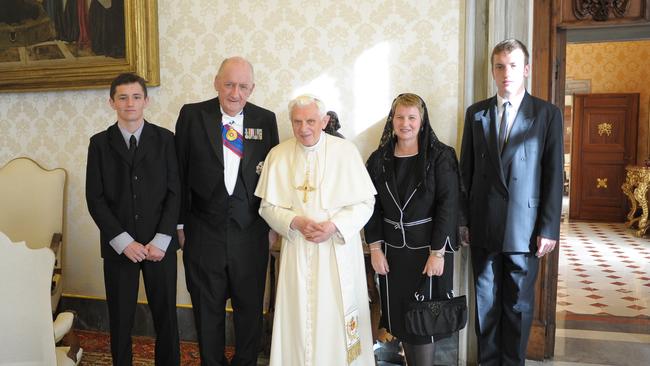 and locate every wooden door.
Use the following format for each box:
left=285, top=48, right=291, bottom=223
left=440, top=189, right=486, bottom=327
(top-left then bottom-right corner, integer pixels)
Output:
left=570, top=93, right=639, bottom=221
